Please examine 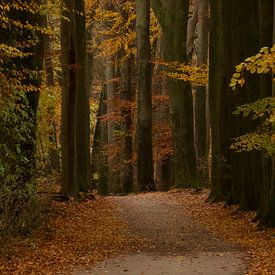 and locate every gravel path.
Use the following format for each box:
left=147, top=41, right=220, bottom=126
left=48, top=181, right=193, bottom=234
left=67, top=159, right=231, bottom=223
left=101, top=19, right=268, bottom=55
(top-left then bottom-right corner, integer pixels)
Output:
left=76, top=192, right=248, bottom=275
